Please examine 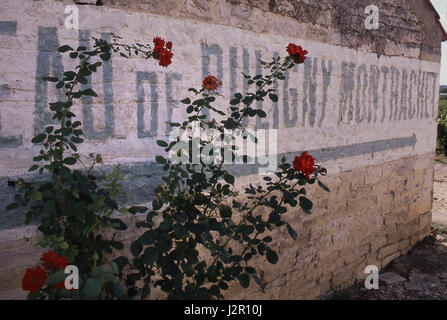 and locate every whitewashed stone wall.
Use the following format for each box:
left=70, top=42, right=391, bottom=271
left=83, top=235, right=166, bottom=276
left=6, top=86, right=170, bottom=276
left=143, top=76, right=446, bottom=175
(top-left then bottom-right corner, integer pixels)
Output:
left=0, top=0, right=443, bottom=299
